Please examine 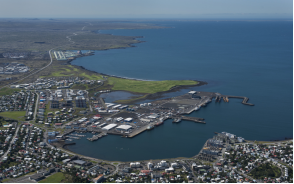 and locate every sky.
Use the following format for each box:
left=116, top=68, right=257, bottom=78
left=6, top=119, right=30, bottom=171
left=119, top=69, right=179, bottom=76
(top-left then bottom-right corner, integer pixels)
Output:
left=0, top=0, right=292, bottom=19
